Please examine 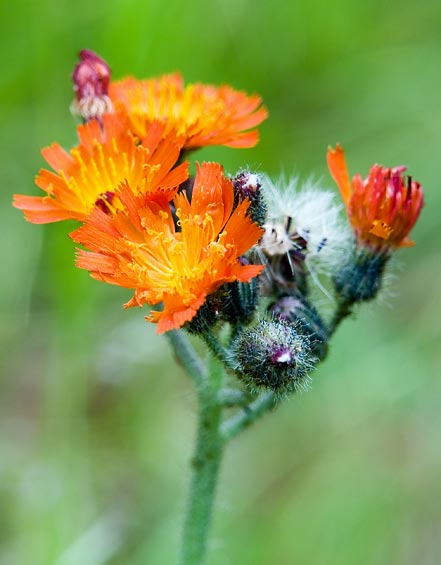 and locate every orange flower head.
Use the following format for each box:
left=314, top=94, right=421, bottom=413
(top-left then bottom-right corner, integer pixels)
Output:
left=72, top=162, right=264, bottom=334
left=13, top=113, right=189, bottom=224
left=109, top=73, right=268, bottom=149
left=327, top=144, right=424, bottom=249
